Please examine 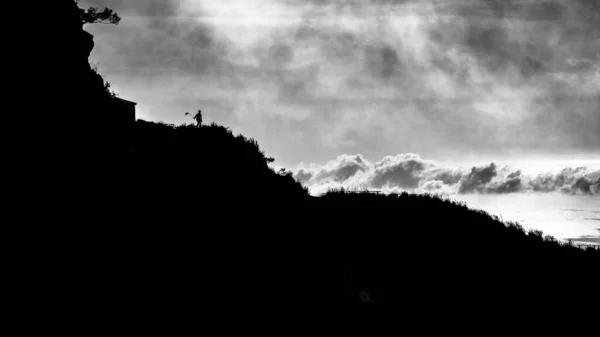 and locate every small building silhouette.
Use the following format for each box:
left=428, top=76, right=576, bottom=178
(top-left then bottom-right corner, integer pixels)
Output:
left=114, top=97, right=136, bottom=127
left=112, top=97, right=136, bottom=150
